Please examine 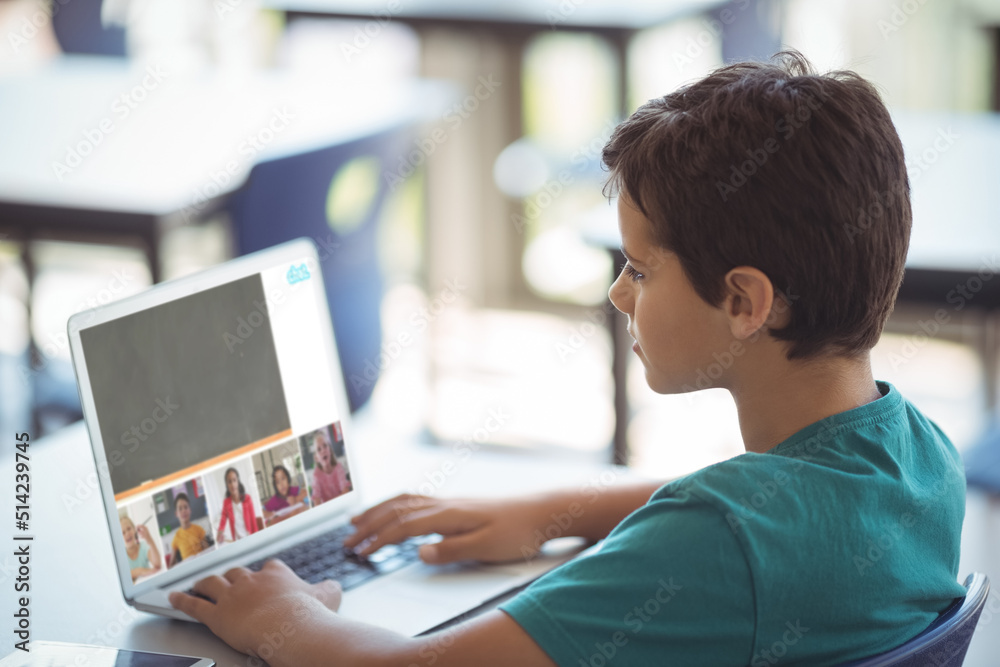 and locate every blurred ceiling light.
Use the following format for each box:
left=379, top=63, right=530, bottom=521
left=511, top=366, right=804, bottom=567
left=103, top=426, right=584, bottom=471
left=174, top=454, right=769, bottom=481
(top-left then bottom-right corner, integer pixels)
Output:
left=326, top=155, right=380, bottom=236
left=493, top=137, right=551, bottom=198
left=523, top=226, right=612, bottom=305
